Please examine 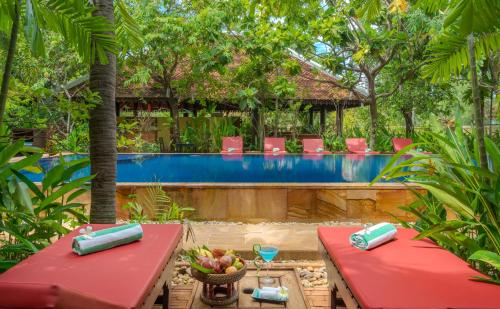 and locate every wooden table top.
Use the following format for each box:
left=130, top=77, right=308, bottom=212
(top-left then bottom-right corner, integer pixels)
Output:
left=189, top=269, right=310, bottom=309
